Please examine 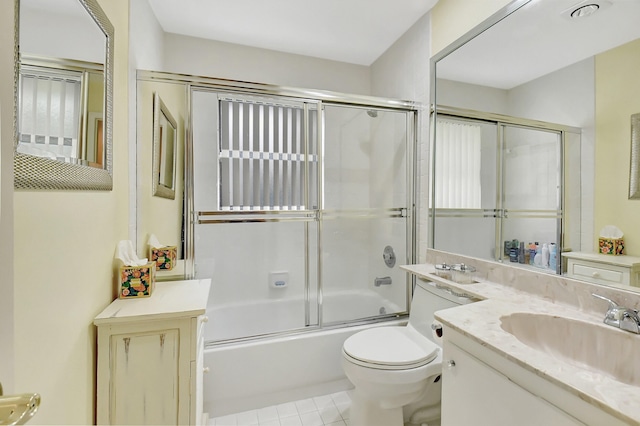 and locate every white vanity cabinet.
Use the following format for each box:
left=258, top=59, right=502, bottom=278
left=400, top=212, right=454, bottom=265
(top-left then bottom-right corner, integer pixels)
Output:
left=562, top=251, right=640, bottom=288
left=440, top=328, right=626, bottom=426
left=94, top=279, right=211, bottom=425
left=441, top=340, right=582, bottom=425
